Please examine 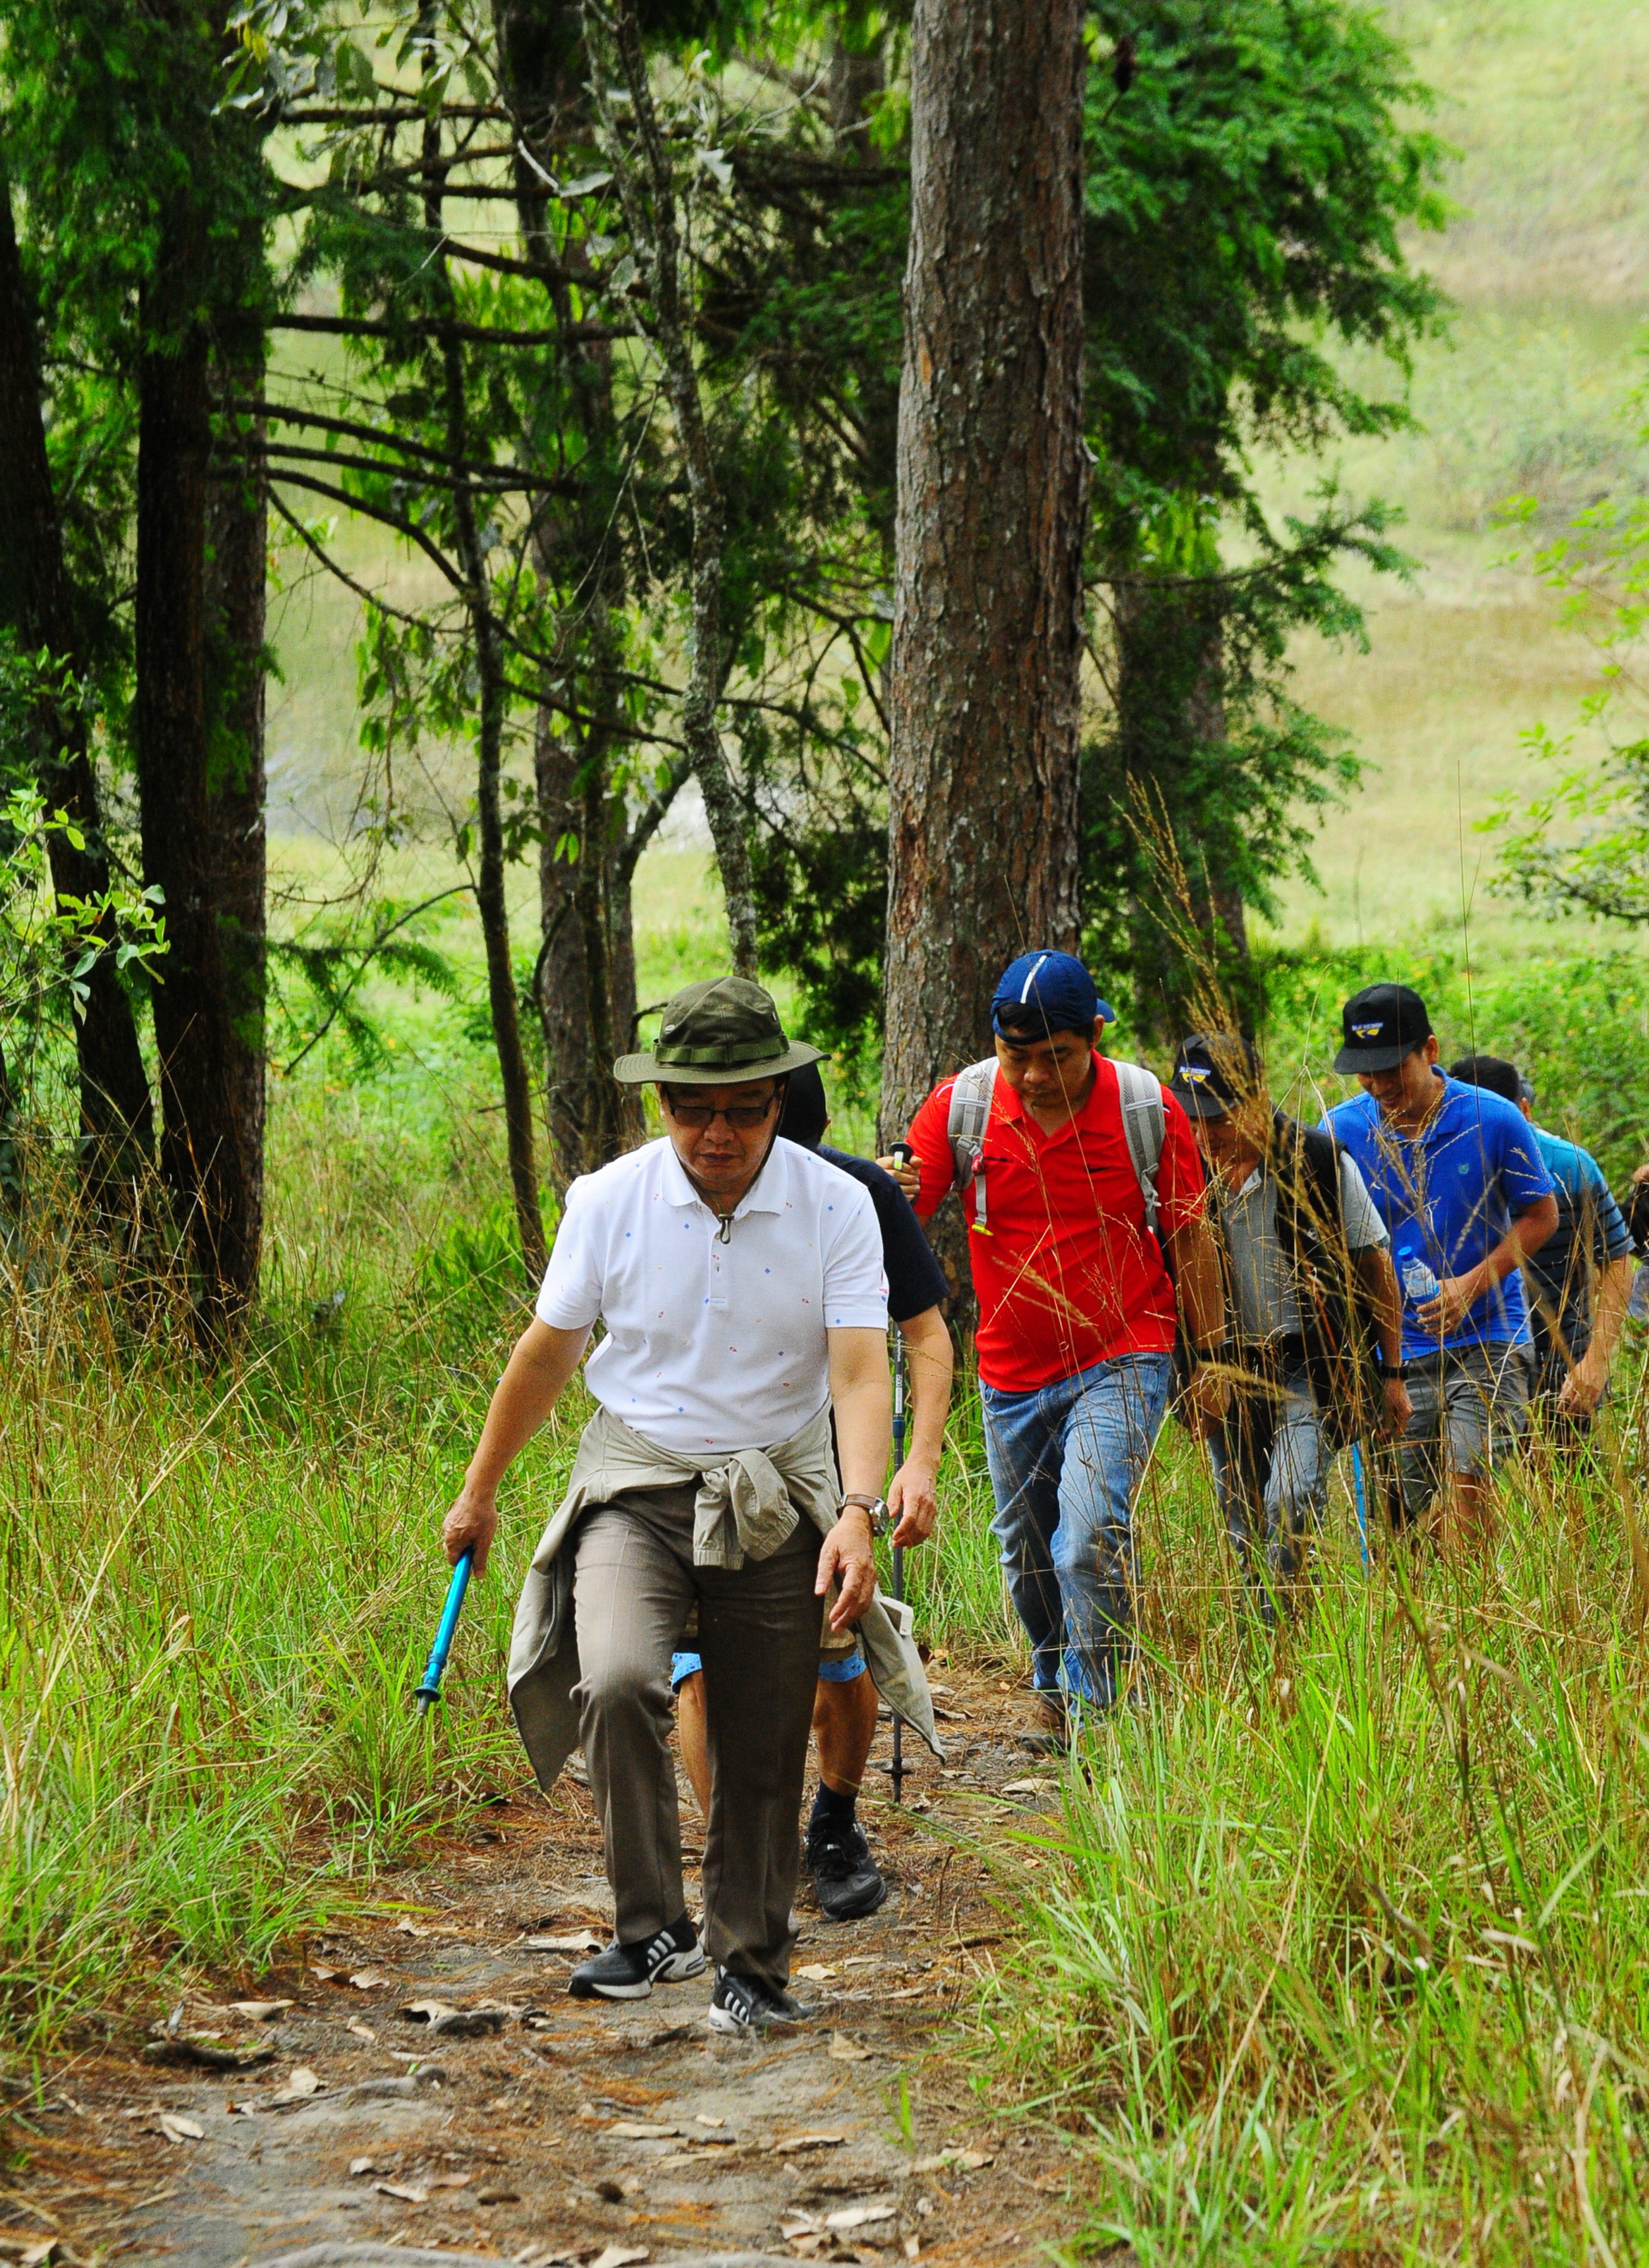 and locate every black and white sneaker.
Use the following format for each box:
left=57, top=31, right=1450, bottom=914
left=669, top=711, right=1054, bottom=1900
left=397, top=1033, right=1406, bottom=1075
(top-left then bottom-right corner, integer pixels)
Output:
left=805, top=1816, right=887, bottom=1922
left=567, top=1914, right=705, bottom=2002
left=706, top=1966, right=815, bottom=2033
